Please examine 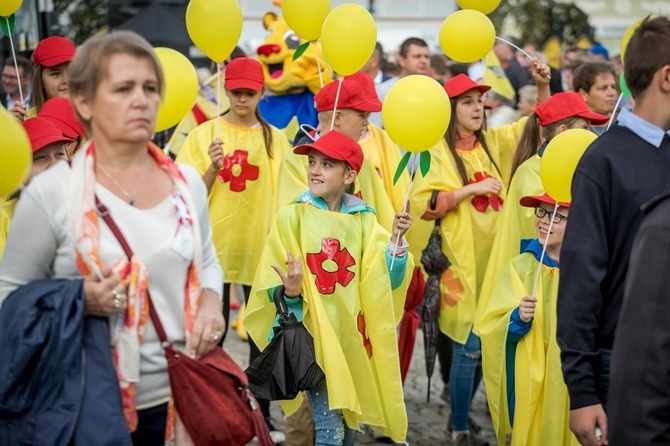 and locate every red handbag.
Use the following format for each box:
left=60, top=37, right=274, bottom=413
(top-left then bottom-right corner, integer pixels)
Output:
left=96, top=198, right=273, bottom=446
